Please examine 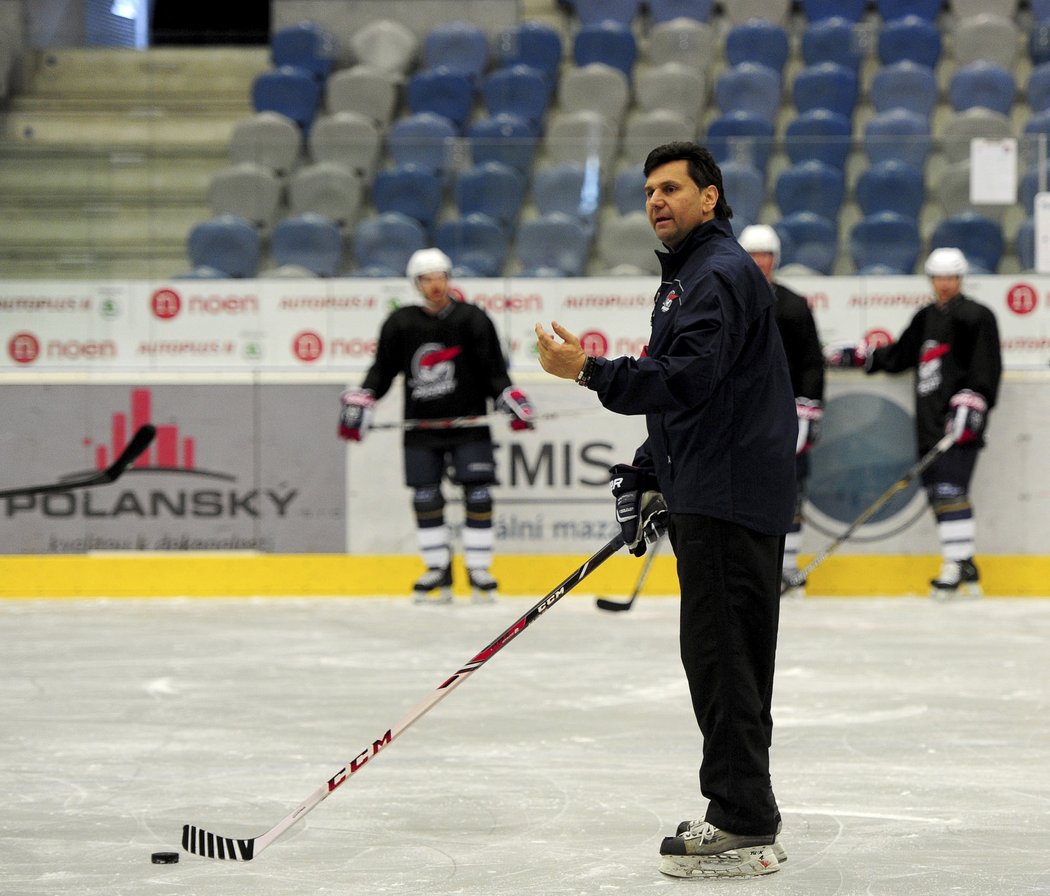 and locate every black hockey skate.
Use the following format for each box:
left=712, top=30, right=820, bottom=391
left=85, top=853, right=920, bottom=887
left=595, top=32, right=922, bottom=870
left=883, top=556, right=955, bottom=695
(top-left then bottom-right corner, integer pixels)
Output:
left=930, top=558, right=981, bottom=601
left=412, top=566, right=453, bottom=604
